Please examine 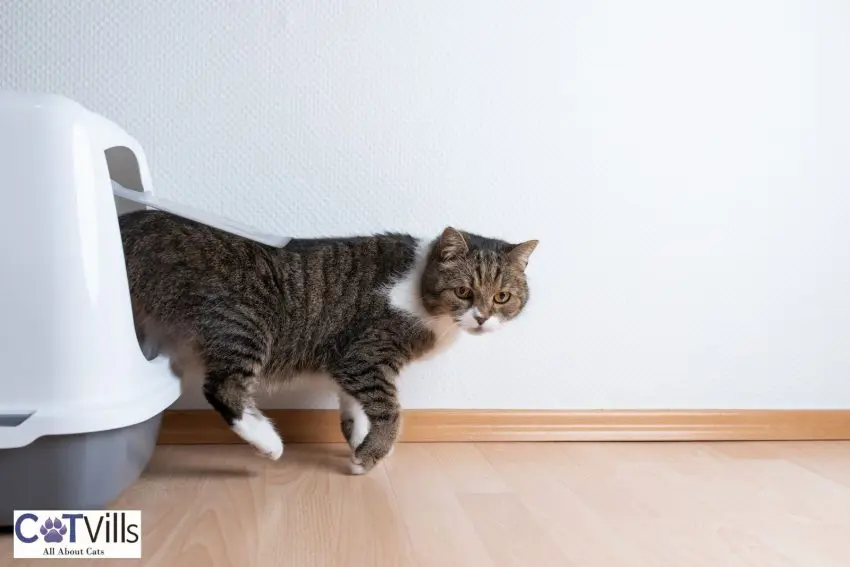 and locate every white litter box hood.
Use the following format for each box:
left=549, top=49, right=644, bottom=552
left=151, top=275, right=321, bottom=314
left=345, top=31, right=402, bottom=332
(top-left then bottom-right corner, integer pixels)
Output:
left=0, top=92, right=181, bottom=450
